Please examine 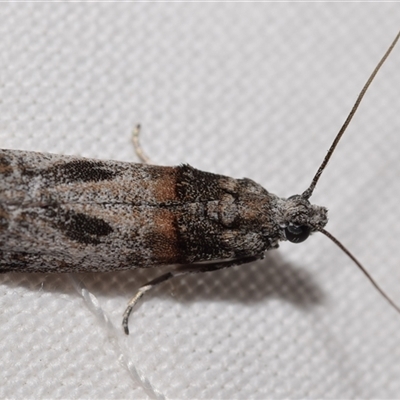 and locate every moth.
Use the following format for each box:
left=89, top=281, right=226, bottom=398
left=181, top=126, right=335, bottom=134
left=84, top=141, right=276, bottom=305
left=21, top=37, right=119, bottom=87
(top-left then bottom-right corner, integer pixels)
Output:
left=1, top=31, right=399, bottom=335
